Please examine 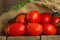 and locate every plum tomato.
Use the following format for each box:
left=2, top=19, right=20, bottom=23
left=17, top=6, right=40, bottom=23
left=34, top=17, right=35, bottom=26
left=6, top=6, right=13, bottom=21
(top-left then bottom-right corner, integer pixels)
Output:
left=26, top=23, right=43, bottom=36
left=51, top=17, right=60, bottom=25
left=16, top=13, right=26, bottom=25
left=40, top=12, right=51, bottom=24
left=57, top=26, right=60, bottom=35
left=5, top=23, right=25, bottom=36
left=26, top=10, right=41, bottom=23
left=44, top=24, right=57, bottom=35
